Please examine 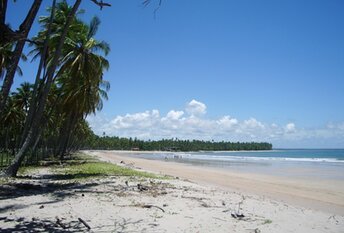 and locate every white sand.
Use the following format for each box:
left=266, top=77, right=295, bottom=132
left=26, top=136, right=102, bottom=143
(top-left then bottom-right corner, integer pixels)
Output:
left=92, top=150, right=344, bottom=215
left=0, top=150, right=343, bottom=233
